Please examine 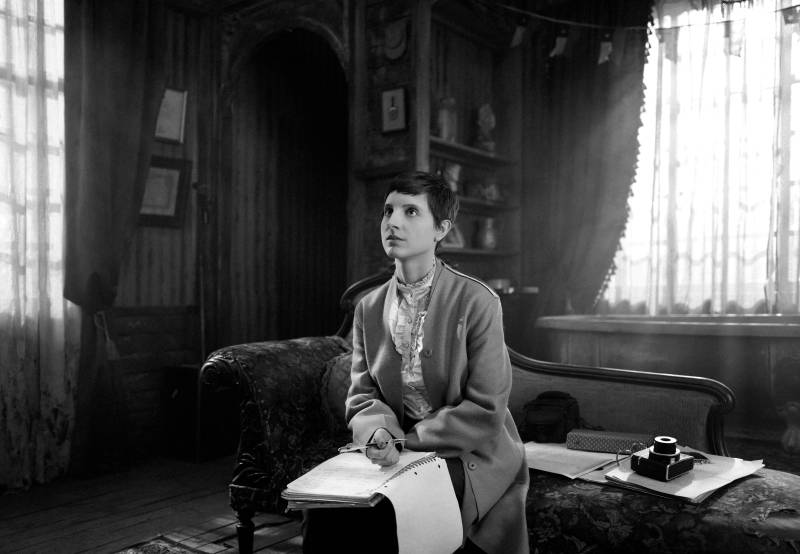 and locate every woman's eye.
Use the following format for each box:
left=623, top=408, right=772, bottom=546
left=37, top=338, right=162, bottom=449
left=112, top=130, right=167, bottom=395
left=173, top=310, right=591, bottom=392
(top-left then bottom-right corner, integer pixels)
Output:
left=406, top=207, right=418, bottom=216
left=383, top=207, right=392, bottom=217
